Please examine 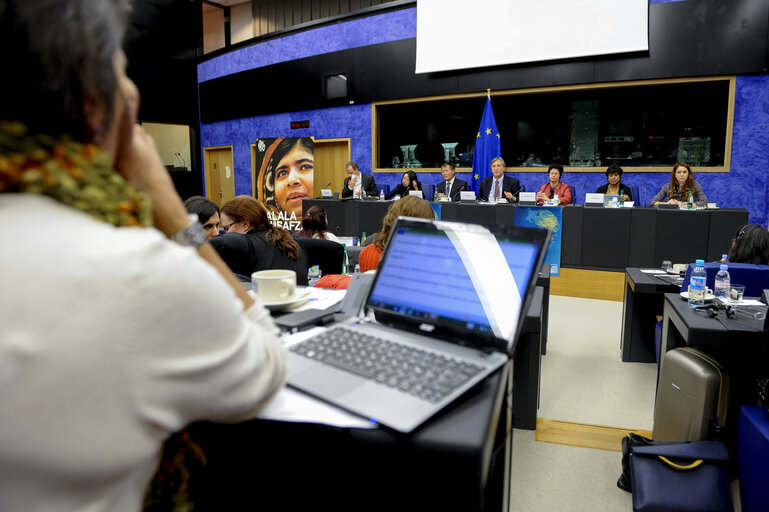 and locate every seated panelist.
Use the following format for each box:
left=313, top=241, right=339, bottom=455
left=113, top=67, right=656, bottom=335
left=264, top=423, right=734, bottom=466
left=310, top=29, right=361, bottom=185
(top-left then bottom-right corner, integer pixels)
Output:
left=650, top=162, right=707, bottom=207
left=385, top=170, right=421, bottom=199
left=478, top=157, right=520, bottom=202
left=341, top=160, right=378, bottom=198
left=595, top=162, right=632, bottom=202
left=434, top=161, right=467, bottom=202
left=536, top=164, right=572, bottom=205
